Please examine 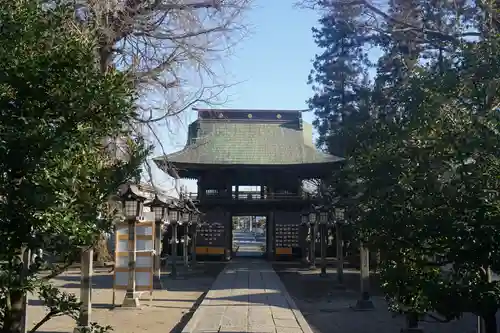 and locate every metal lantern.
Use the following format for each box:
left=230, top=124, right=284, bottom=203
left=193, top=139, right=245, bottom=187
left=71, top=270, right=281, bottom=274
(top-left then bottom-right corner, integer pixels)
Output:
left=308, top=211, right=316, bottom=224
left=301, top=213, right=308, bottom=225
left=120, top=184, right=146, bottom=219
left=124, top=200, right=136, bottom=217
left=182, top=209, right=191, bottom=223
left=319, top=209, right=329, bottom=224
left=335, top=207, right=345, bottom=221
left=145, top=195, right=169, bottom=222
left=168, top=204, right=180, bottom=222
